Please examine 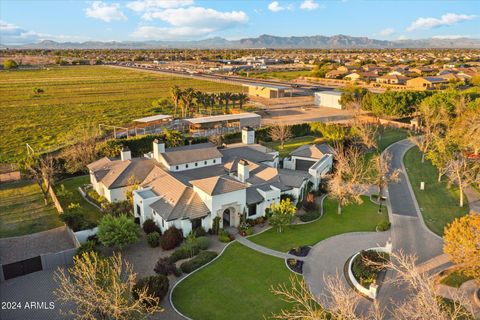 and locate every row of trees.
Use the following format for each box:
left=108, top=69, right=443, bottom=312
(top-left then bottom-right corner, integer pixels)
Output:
left=412, top=92, right=480, bottom=207
left=169, top=85, right=249, bottom=118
